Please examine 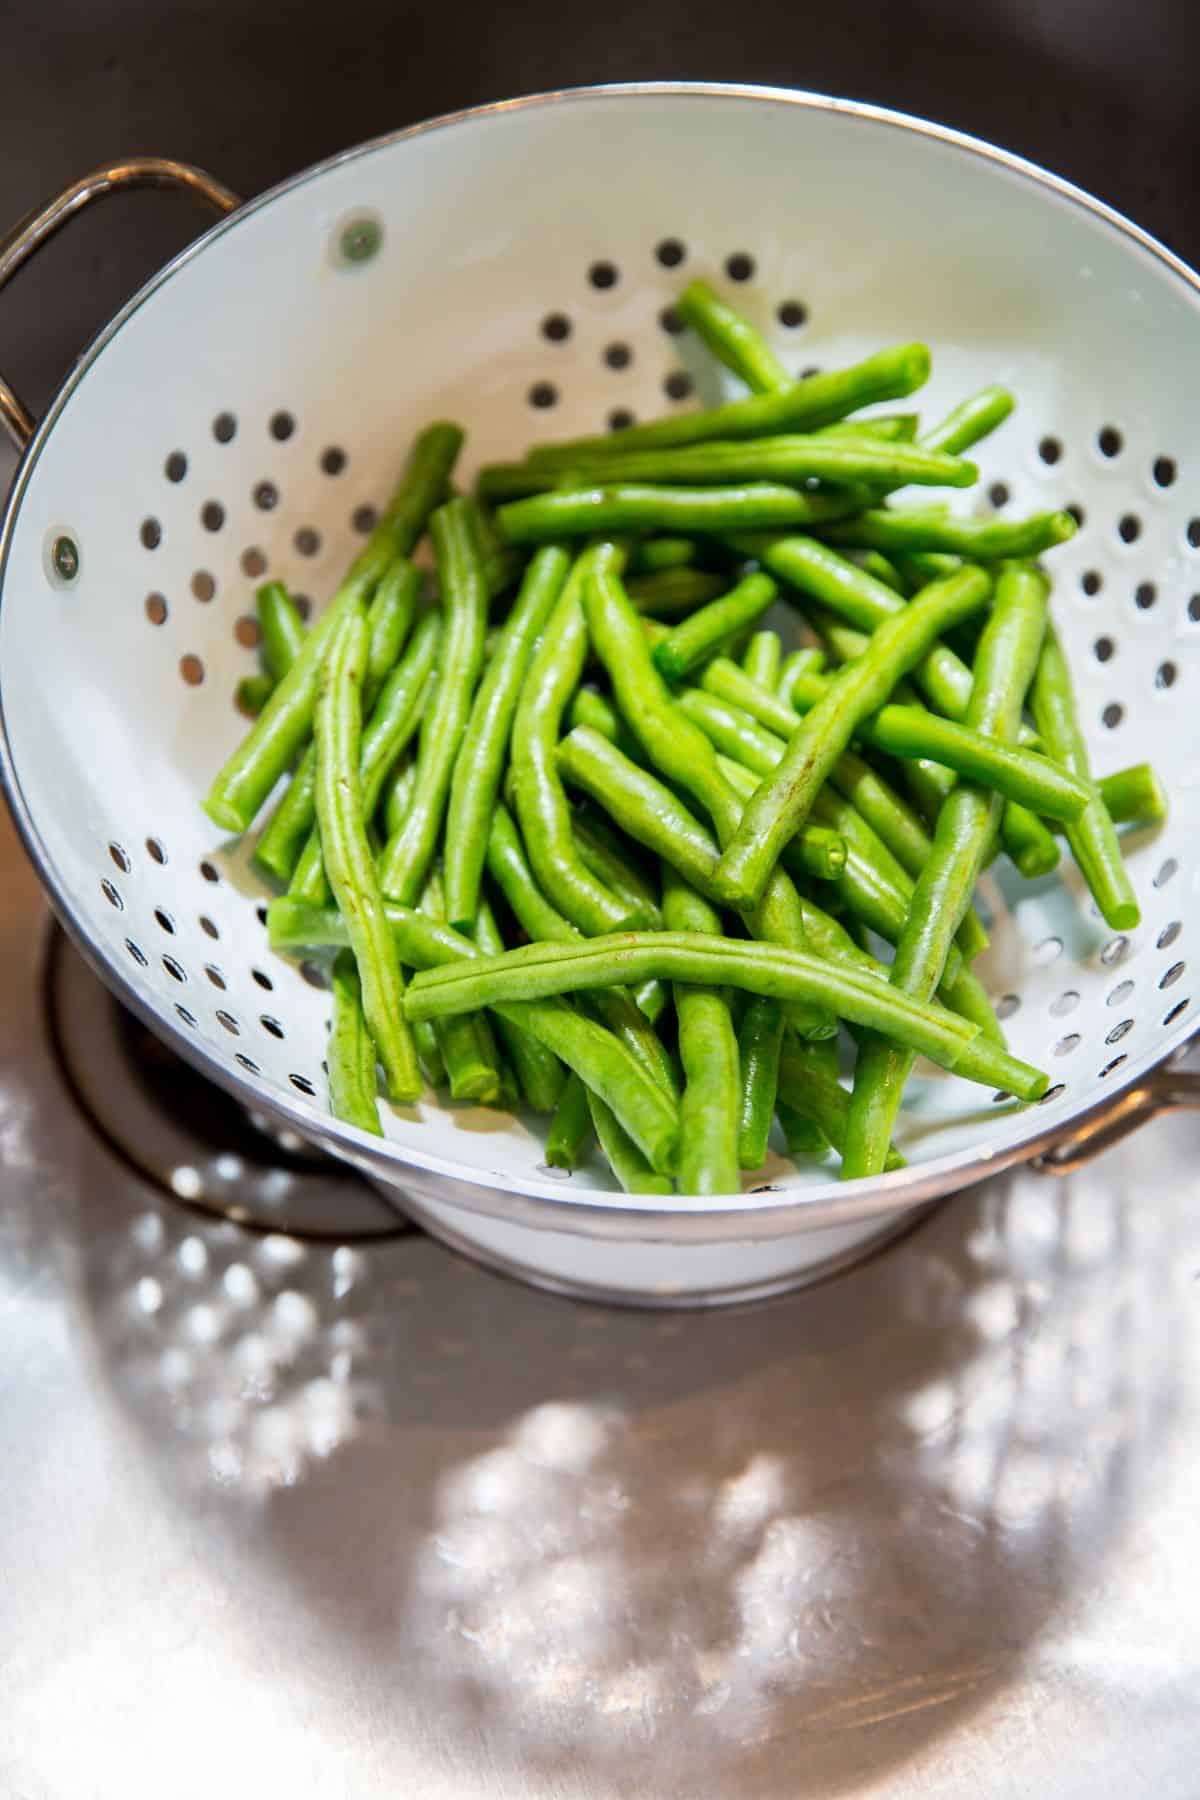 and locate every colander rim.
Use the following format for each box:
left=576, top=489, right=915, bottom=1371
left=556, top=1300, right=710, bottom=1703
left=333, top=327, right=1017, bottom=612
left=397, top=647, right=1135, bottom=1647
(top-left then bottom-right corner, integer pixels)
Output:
left=1, top=79, right=1196, bottom=1232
